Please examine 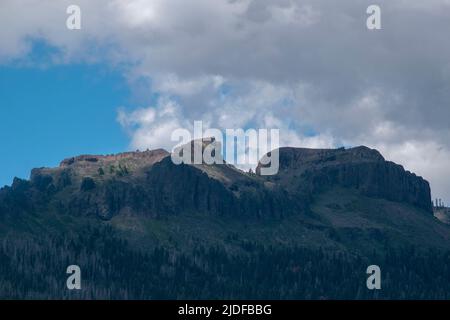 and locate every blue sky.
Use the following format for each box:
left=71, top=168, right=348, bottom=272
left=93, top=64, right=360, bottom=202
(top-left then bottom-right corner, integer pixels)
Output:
left=0, top=60, right=130, bottom=187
